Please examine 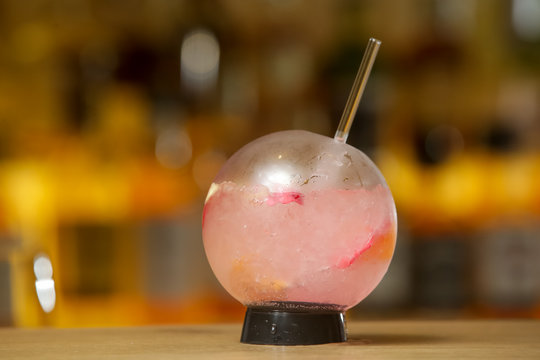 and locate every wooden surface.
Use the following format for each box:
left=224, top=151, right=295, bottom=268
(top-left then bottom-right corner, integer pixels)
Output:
left=1, top=320, right=539, bottom=359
